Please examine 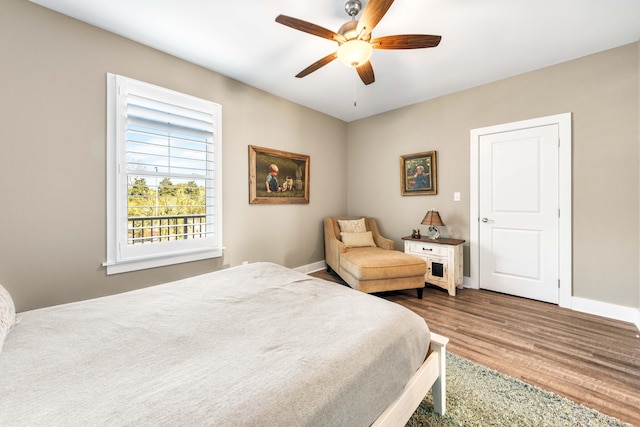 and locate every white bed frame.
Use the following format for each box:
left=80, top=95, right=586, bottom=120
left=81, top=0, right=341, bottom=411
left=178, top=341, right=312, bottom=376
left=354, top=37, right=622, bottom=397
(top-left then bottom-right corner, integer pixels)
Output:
left=373, top=332, right=449, bottom=426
